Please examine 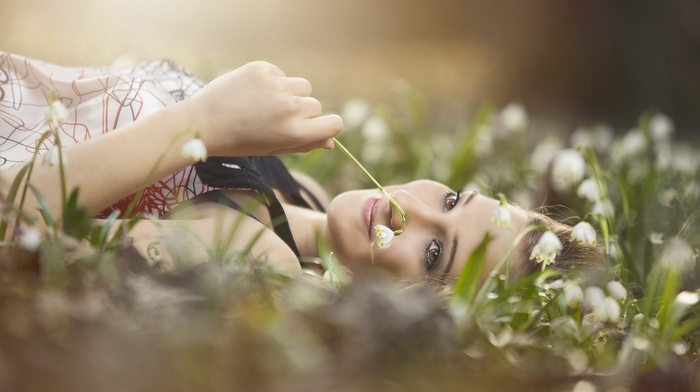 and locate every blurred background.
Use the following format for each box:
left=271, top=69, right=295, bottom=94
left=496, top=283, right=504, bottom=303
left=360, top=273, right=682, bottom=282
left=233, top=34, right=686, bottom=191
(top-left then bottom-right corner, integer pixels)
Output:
left=2, top=0, right=699, bottom=137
